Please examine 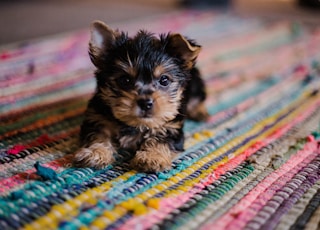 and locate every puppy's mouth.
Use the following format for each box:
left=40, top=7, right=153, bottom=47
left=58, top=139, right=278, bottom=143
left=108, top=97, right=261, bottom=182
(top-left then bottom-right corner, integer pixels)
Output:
left=138, top=109, right=153, bottom=119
